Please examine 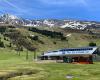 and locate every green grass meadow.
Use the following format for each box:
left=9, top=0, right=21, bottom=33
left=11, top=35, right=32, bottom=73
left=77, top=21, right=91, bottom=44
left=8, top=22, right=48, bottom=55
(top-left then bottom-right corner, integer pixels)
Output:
left=0, top=48, right=100, bottom=80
